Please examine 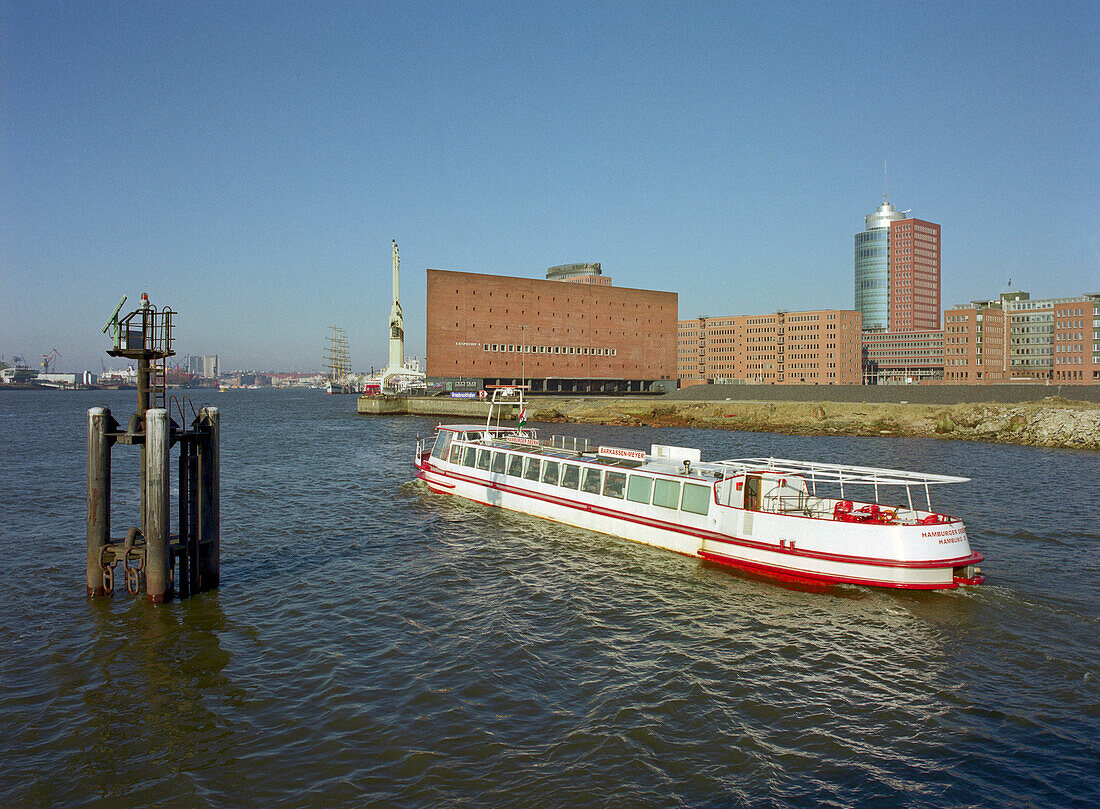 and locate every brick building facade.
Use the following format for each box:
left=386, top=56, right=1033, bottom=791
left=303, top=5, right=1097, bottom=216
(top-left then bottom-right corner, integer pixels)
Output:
left=861, top=330, right=945, bottom=384
left=1002, top=292, right=1099, bottom=383
left=944, top=303, right=1005, bottom=383
left=425, top=269, right=678, bottom=393
left=678, top=310, right=862, bottom=386
left=889, top=218, right=941, bottom=332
